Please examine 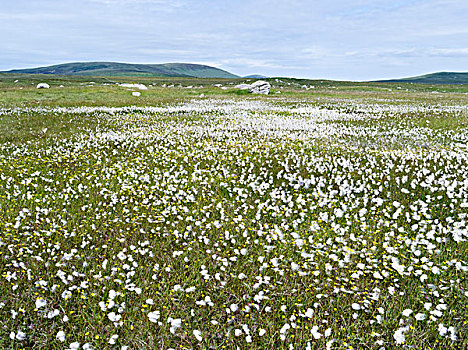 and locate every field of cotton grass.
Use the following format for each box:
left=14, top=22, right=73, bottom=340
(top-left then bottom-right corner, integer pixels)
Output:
left=1, top=90, right=468, bottom=349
